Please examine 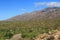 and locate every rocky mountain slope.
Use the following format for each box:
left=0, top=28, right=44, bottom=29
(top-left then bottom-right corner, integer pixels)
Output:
left=0, top=7, right=60, bottom=40
left=7, top=7, right=60, bottom=21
